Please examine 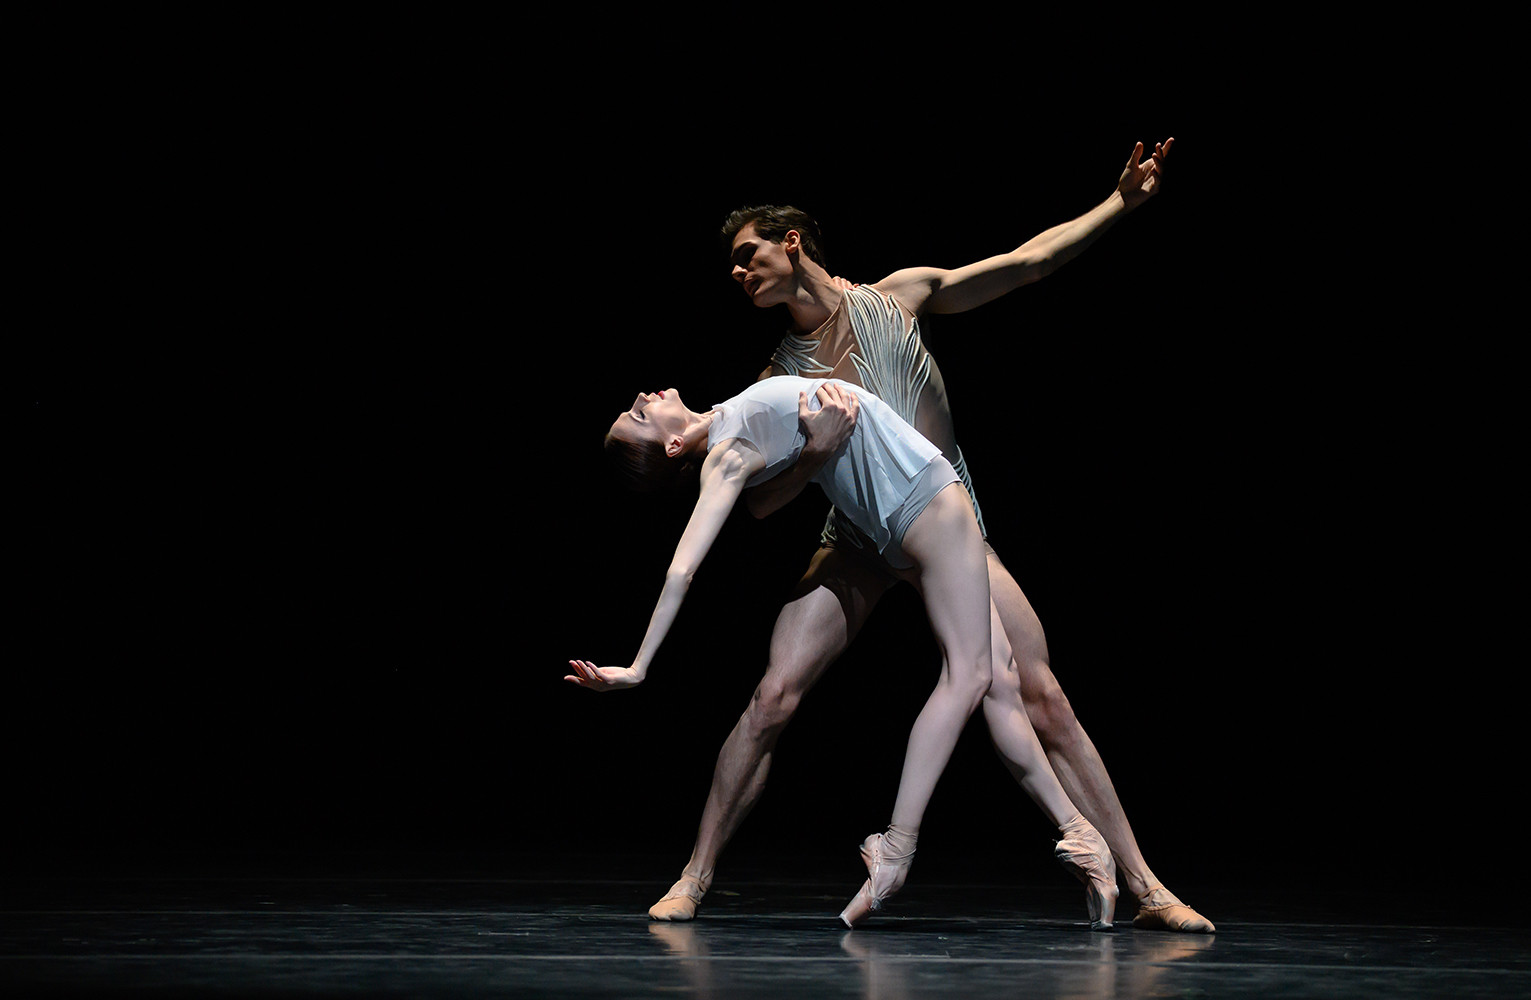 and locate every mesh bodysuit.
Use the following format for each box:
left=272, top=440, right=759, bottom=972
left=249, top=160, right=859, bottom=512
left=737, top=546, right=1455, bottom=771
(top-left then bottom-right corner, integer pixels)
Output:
left=764, top=285, right=986, bottom=551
